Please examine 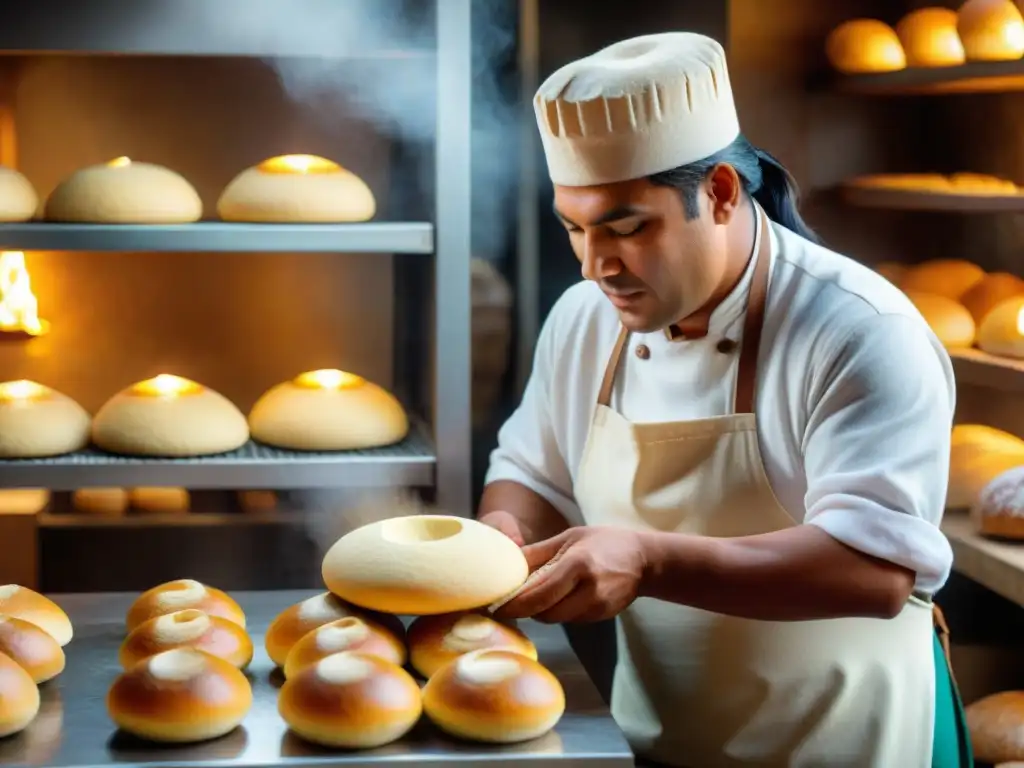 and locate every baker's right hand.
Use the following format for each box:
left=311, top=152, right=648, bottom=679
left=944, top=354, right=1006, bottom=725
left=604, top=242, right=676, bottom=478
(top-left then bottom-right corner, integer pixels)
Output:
left=478, top=509, right=526, bottom=547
